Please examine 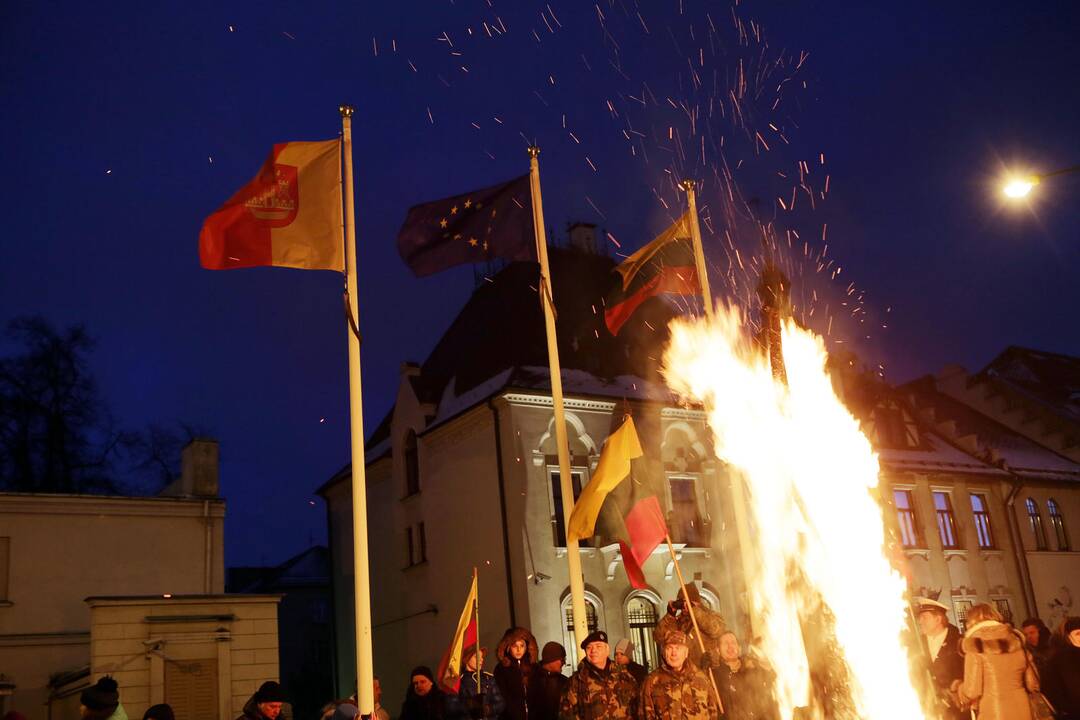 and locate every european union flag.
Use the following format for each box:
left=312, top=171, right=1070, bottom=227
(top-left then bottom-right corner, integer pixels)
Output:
left=396, top=174, right=535, bottom=277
